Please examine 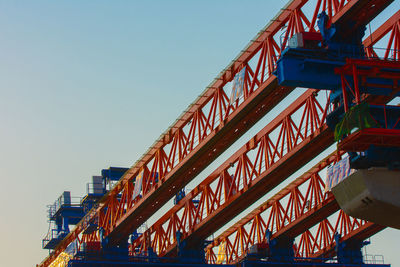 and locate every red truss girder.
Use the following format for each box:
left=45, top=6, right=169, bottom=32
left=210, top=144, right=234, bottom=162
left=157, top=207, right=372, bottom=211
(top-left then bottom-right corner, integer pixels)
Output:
left=364, top=10, right=400, bottom=60
left=204, top=151, right=344, bottom=264
left=205, top=10, right=400, bottom=263
left=130, top=89, right=333, bottom=257
left=39, top=0, right=395, bottom=266
left=92, top=0, right=394, bottom=246
left=204, top=156, right=387, bottom=264
left=129, top=6, right=400, bottom=259
left=78, top=231, right=100, bottom=250
left=102, top=0, right=384, bottom=244
left=89, top=0, right=325, bottom=241
left=205, top=173, right=386, bottom=265
left=295, top=211, right=385, bottom=258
